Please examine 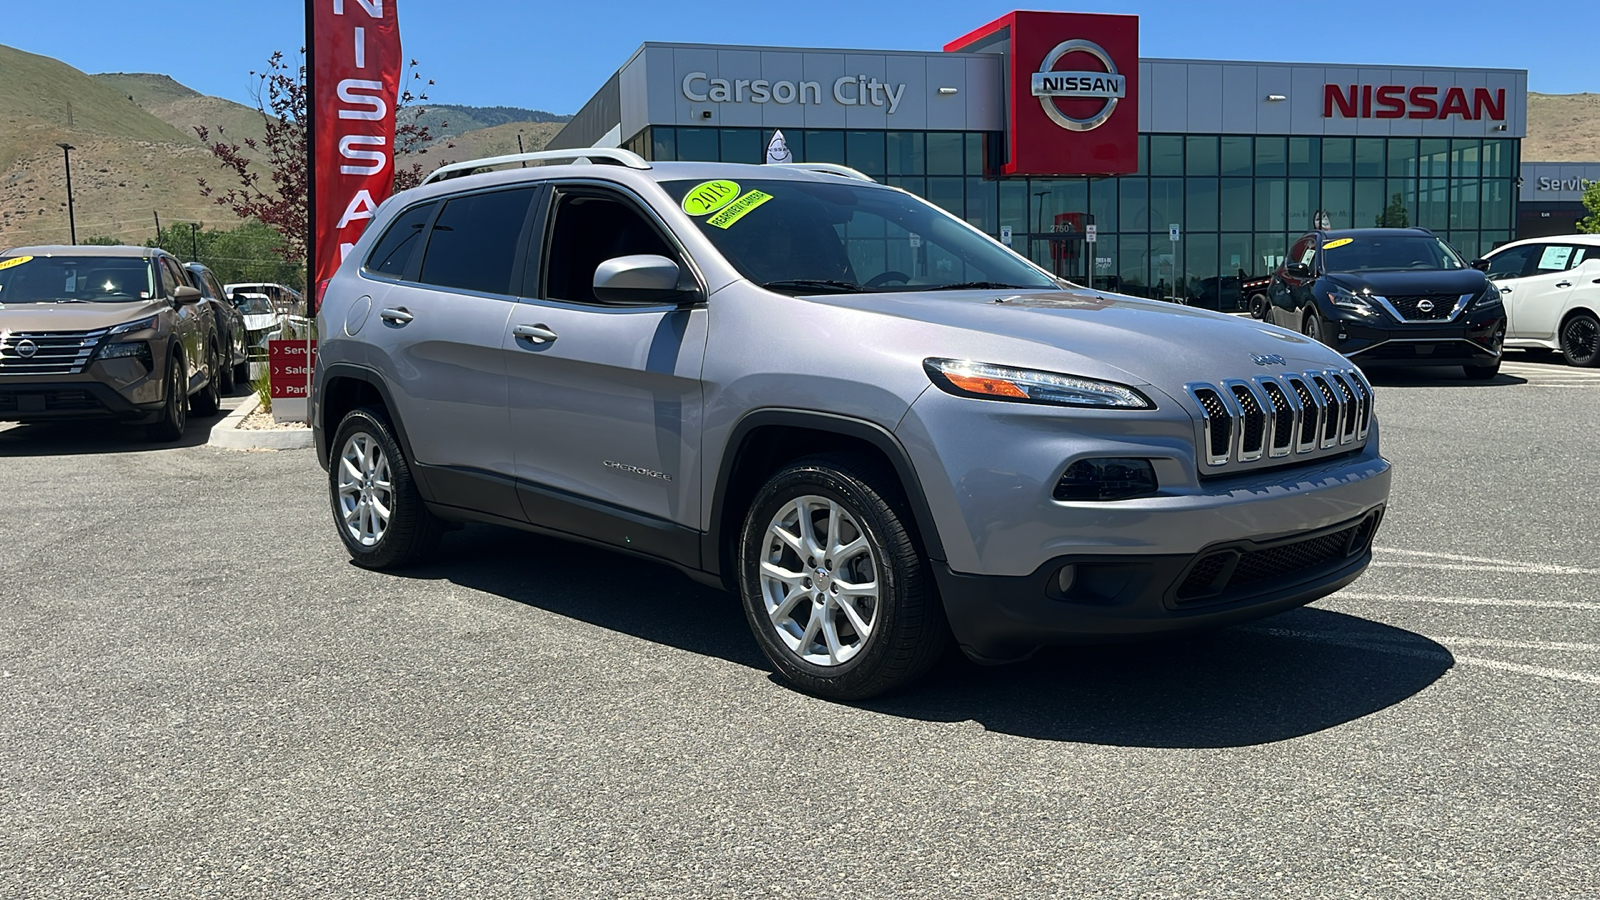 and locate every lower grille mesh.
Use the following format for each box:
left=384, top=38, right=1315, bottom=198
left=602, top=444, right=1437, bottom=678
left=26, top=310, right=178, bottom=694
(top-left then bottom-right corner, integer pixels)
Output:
left=1175, top=511, right=1382, bottom=603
